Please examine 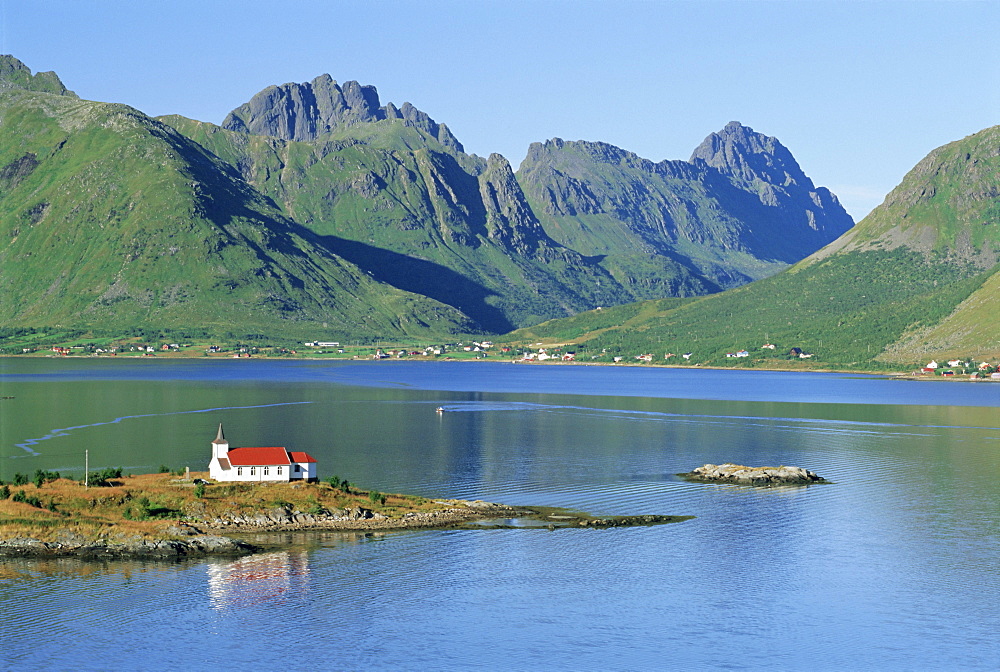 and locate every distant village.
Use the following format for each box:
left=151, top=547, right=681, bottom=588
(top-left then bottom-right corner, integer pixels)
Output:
left=919, top=359, right=1000, bottom=380
left=11, top=337, right=1000, bottom=379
